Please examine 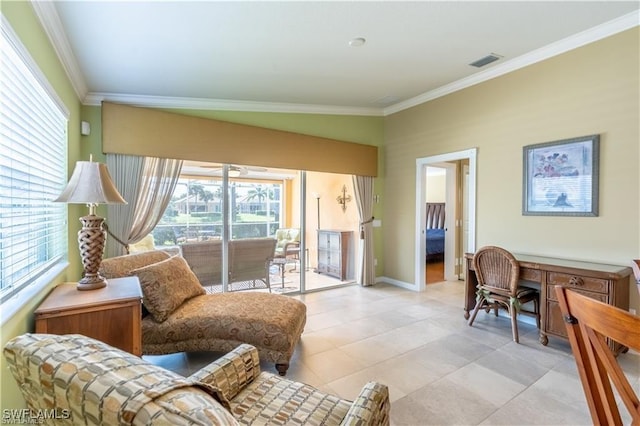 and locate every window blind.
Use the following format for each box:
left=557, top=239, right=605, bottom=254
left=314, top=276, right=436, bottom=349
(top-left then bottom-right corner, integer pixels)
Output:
left=0, top=17, right=69, bottom=302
